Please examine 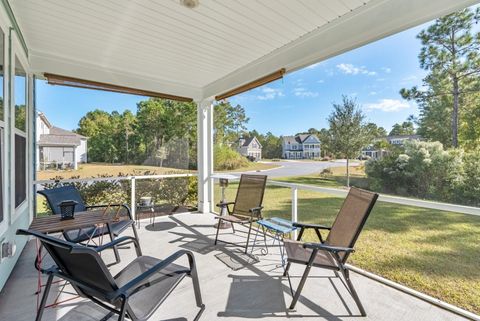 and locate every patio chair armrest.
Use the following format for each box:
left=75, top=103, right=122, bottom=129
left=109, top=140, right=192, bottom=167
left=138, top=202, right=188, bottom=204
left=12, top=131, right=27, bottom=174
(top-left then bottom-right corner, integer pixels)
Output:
left=86, top=204, right=133, bottom=220
left=95, top=236, right=141, bottom=256
left=115, top=250, right=198, bottom=298
left=216, top=202, right=235, bottom=214
left=216, top=201, right=235, bottom=207
left=249, top=206, right=263, bottom=219
left=303, top=243, right=354, bottom=254
left=292, top=222, right=331, bottom=230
